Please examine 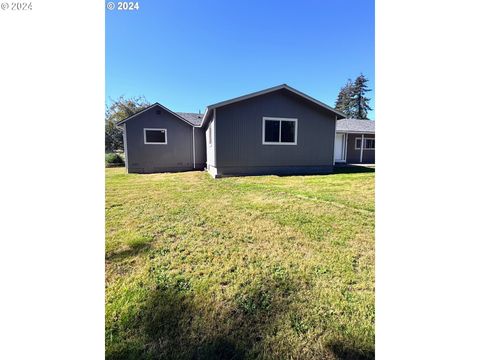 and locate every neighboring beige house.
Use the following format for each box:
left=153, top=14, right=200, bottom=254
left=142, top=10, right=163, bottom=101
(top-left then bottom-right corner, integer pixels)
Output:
left=334, top=119, right=375, bottom=164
